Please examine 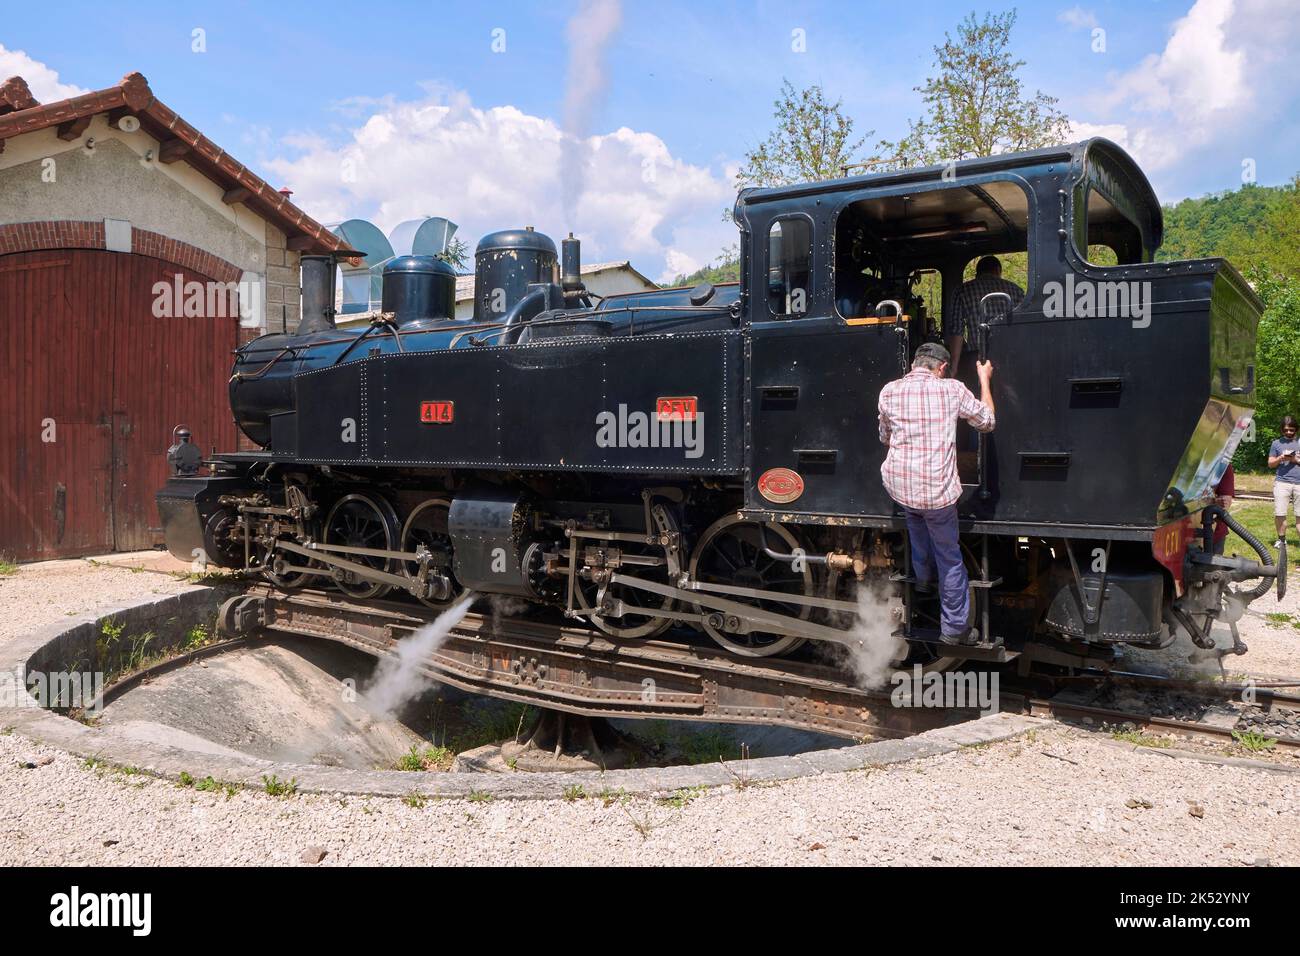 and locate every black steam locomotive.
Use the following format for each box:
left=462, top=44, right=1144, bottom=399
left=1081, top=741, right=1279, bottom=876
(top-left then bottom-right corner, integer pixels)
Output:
left=158, top=138, right=1280, bottom=670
